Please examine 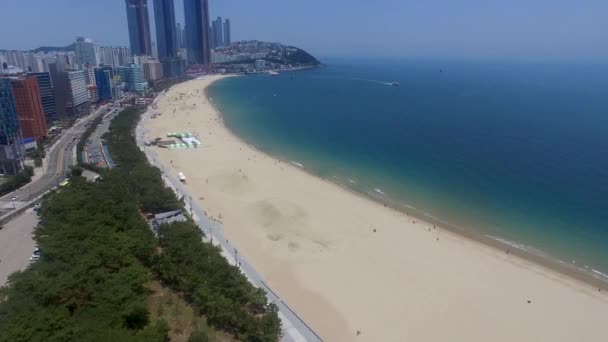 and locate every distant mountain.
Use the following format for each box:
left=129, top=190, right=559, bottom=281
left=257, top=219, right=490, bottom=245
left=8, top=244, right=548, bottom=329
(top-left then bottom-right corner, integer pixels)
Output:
left=215, top=41, right=321, bottom=67
left=32, top=43, right=75, bottom=53
left=277, top=45, right=321, bottom=66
